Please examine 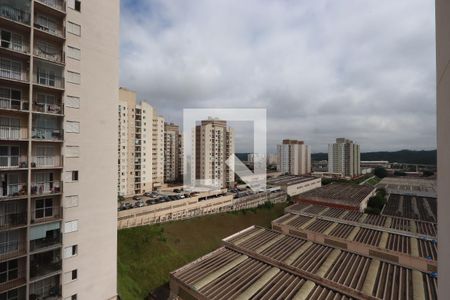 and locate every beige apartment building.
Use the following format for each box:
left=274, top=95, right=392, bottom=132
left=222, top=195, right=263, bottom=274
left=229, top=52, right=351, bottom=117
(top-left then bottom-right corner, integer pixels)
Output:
left=277, top=139, right=311, bottom=175
left=0, top=0, right=119, bottom=299
left=164, top=122, right=183, bottom=183
left=118, top=88, right=165, bottom=196
left=328, top=137, right=361, bottom=178
left=193, top=119, right=234, bottom=188
left=436, top=1, right=449, bottom=297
